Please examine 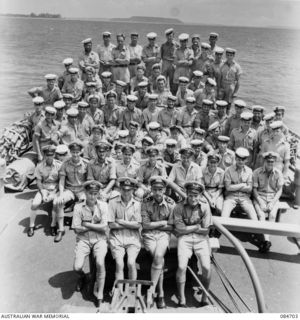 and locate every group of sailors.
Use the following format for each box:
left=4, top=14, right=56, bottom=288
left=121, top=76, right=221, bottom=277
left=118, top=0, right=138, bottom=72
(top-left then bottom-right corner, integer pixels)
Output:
left=24, top=28, right=292, bottom=310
